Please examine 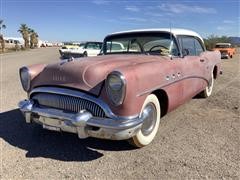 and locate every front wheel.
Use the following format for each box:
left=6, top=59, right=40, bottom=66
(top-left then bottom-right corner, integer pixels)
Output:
left=129, top=94, right=161, bottom=147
